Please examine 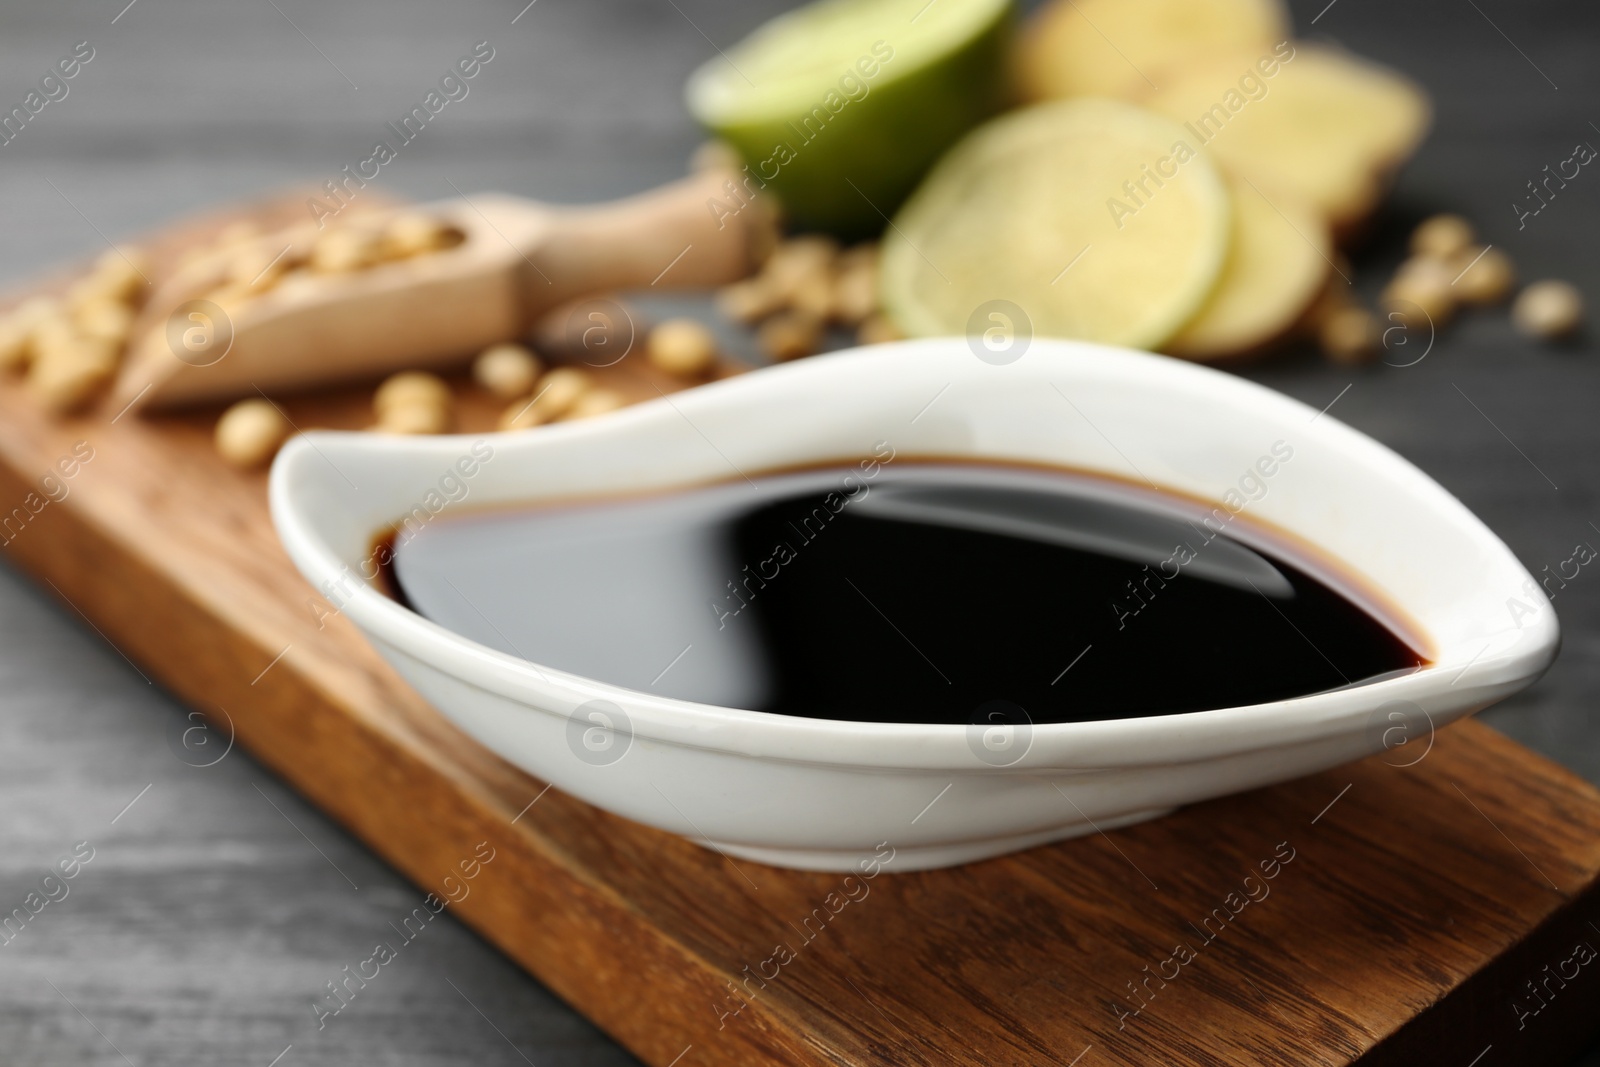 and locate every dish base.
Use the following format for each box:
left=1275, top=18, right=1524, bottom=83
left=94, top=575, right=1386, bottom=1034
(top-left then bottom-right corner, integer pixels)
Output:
left=709, top=806, right=1179, bottom=871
